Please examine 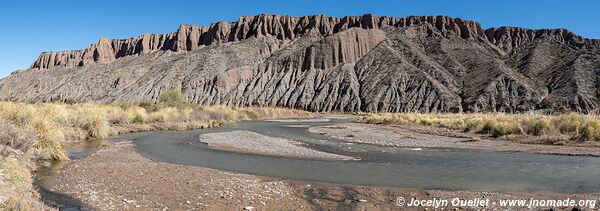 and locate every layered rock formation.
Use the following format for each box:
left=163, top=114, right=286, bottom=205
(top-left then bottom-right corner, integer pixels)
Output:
left=2, top=14, right=600, bottom=113
left=27, top=14, right=492, bottom=70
